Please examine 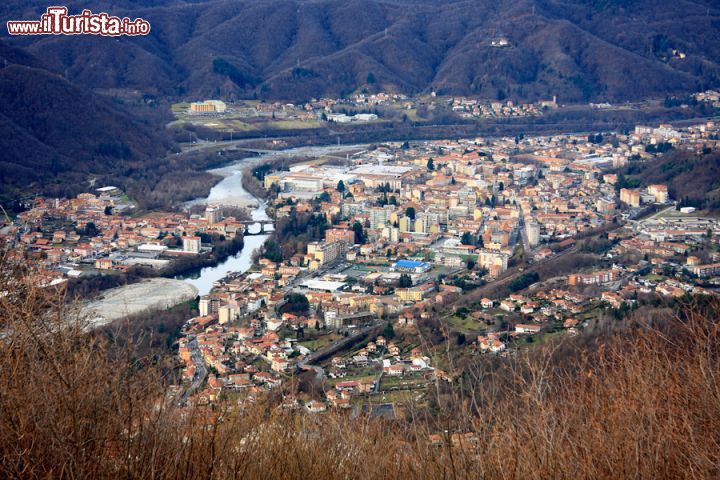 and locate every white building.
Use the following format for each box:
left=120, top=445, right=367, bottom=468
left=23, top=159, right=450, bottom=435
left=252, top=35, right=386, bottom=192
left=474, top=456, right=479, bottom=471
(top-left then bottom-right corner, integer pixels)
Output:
left=218, top=305, right=240, bottom=324
left=205, top=204, right=221, bottom=224
left=525, top=222, right=540, bottom=247
left=183, top=236, right=201, bottom=254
